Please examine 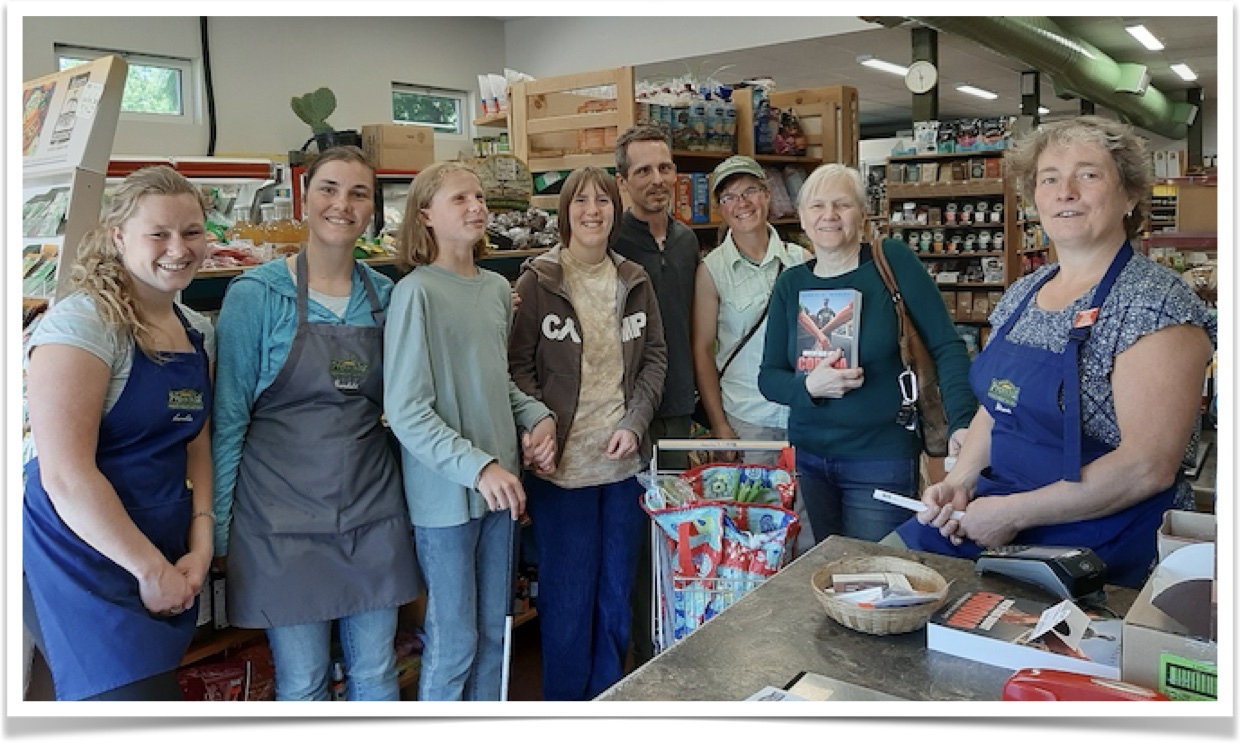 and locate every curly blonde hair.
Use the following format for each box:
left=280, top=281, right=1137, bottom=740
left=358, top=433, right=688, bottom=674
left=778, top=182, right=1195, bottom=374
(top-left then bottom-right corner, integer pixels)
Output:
left=1004, top=115, right=1151, bottom=241
left=394, top=161, right=488, bottom=272
left=70, top=165, right=206, bottom=360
